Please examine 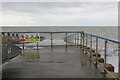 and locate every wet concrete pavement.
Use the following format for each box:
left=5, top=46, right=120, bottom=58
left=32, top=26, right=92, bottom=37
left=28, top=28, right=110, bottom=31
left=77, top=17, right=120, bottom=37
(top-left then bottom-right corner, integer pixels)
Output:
left=2, top=46, right=103, bottom=78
